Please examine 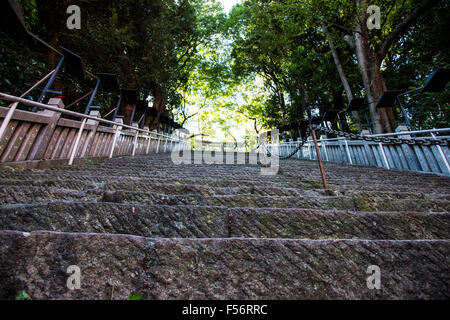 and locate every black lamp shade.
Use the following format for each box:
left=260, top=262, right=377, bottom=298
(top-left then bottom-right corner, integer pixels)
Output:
left=60, top=46, right=85, bottom=80
left=98, top=73, right=120, bottom=93
left=376, top=90, right=403, bottom=108
left=422, top=68, right=450, bottom=93
left=0, top=0, right=28, bottom=39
